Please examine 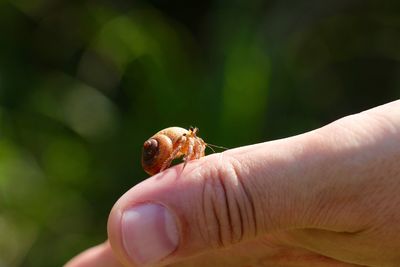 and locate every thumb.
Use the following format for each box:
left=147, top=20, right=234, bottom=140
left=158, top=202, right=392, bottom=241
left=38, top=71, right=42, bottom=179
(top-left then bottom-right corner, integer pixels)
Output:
left=107, top=130, right=330, bottom=266
left=107, top=100, right=400, bottom=267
